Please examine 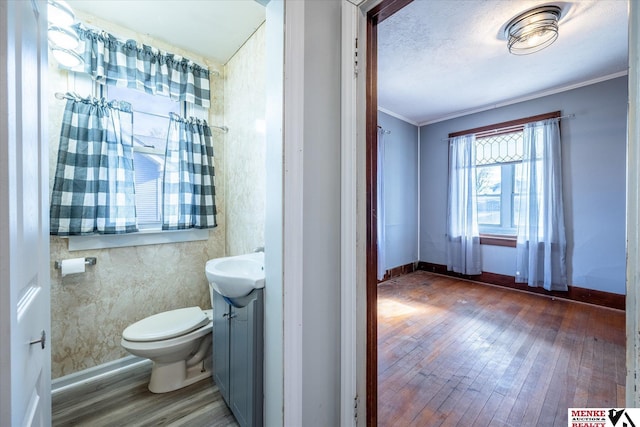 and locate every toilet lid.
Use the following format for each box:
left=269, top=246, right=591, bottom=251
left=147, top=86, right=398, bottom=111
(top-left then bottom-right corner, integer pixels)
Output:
left=123, top=307, right=209, bottom=342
